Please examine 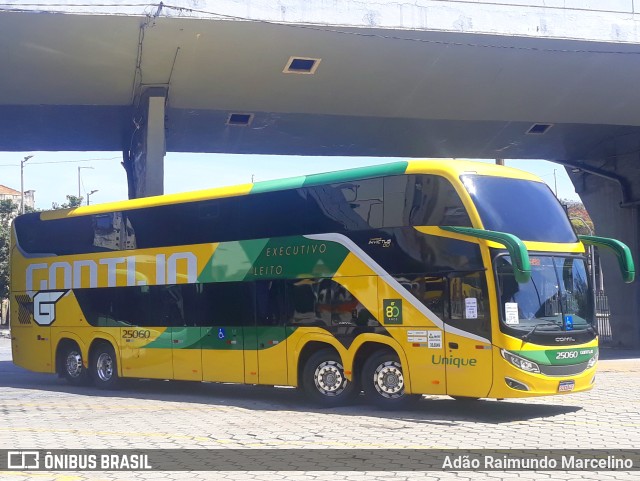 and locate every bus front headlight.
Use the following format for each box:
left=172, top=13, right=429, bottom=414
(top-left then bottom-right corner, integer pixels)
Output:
left=501, top=349, right=540, bottom=374
left=587, top=351, right=599, bottom=369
